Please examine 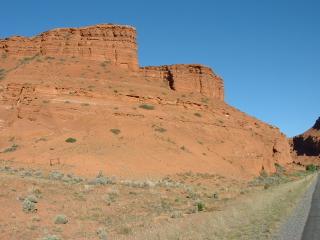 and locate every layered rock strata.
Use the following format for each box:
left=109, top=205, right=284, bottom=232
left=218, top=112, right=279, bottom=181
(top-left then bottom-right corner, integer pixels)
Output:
left=0, top=24, right=225, bottom=99
left=141, top=64, right=224, bottom=100
left=0, top=24, right=139, bottom=70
